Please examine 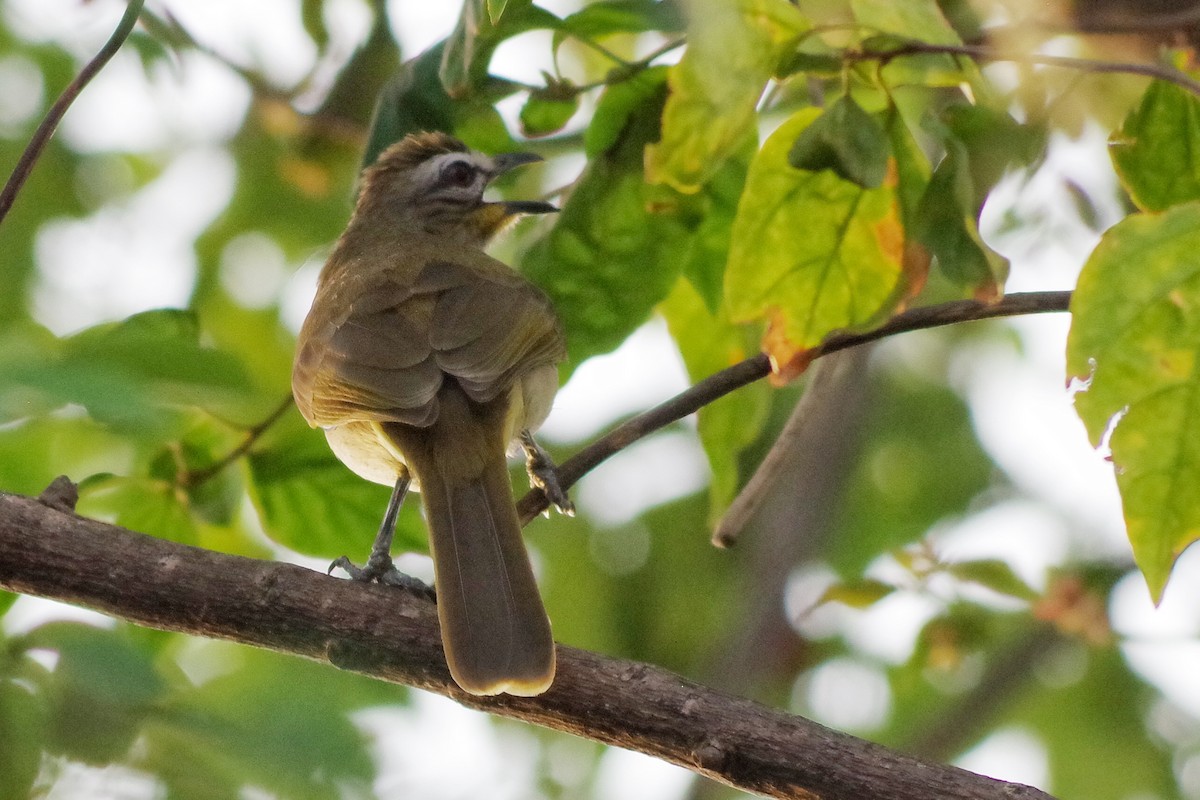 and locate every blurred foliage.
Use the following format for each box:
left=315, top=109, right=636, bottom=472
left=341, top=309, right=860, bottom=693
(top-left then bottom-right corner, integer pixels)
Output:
left=1, top=0, right=1199, bottom=798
